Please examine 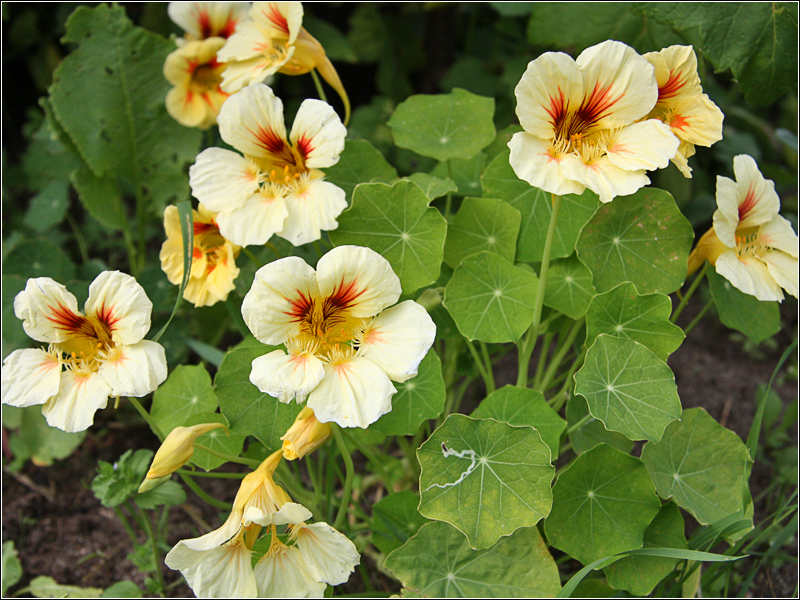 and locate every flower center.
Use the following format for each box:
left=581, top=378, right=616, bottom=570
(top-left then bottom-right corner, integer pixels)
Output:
left=190, top=63, right=223, bottom=94
left=735, top=226, right=769, bottom=260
